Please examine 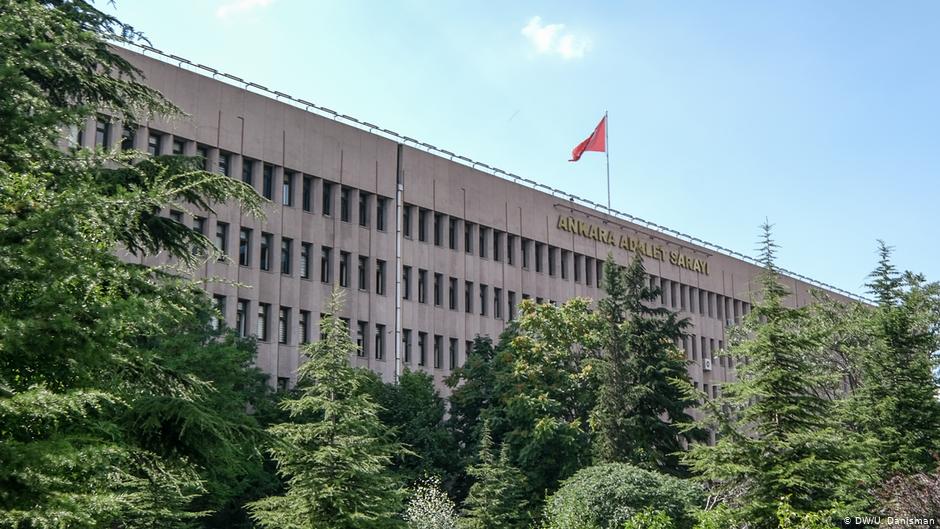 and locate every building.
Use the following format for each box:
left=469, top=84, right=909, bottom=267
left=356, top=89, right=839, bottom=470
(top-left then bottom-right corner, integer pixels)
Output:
left=79, top=44, right=861, bottom=394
